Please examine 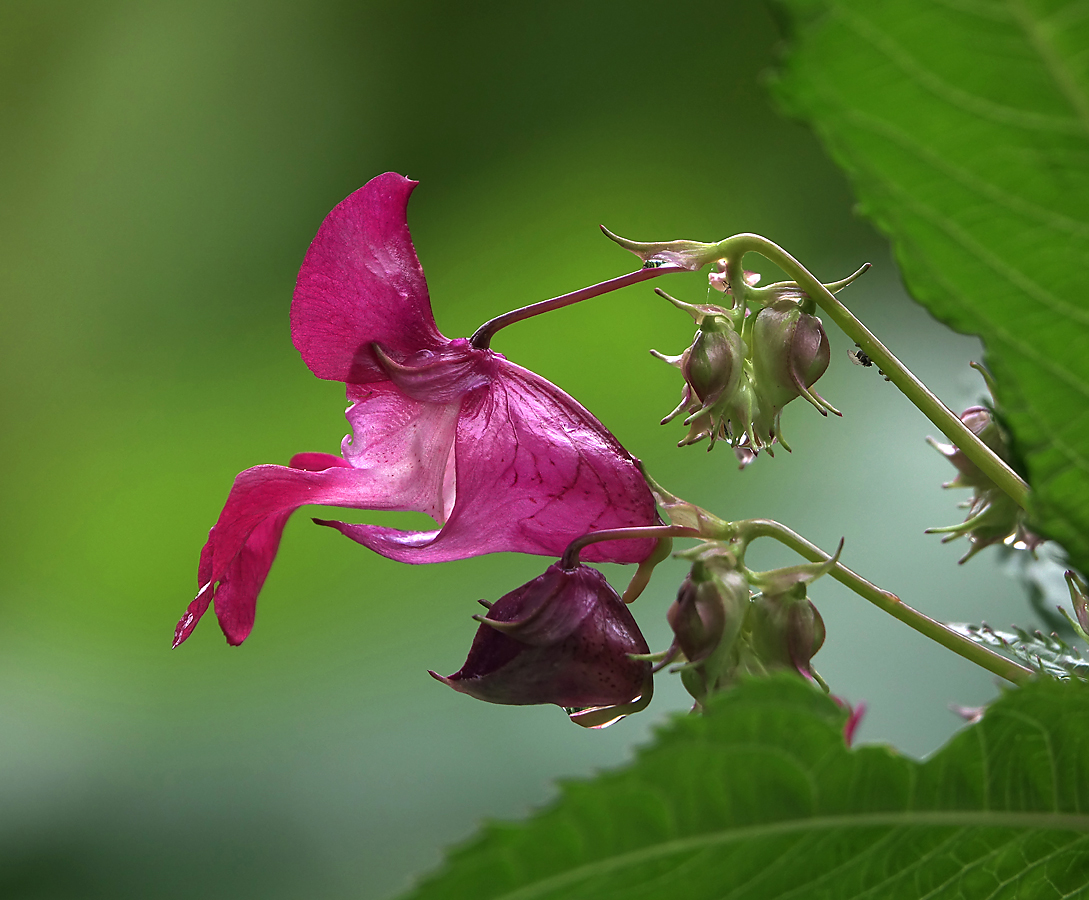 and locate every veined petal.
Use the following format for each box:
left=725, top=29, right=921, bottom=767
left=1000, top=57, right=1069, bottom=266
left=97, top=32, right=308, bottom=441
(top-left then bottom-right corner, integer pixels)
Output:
left=323, top=355, right=659, bottom=564
left=291, top=173, right=447, bottom=384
